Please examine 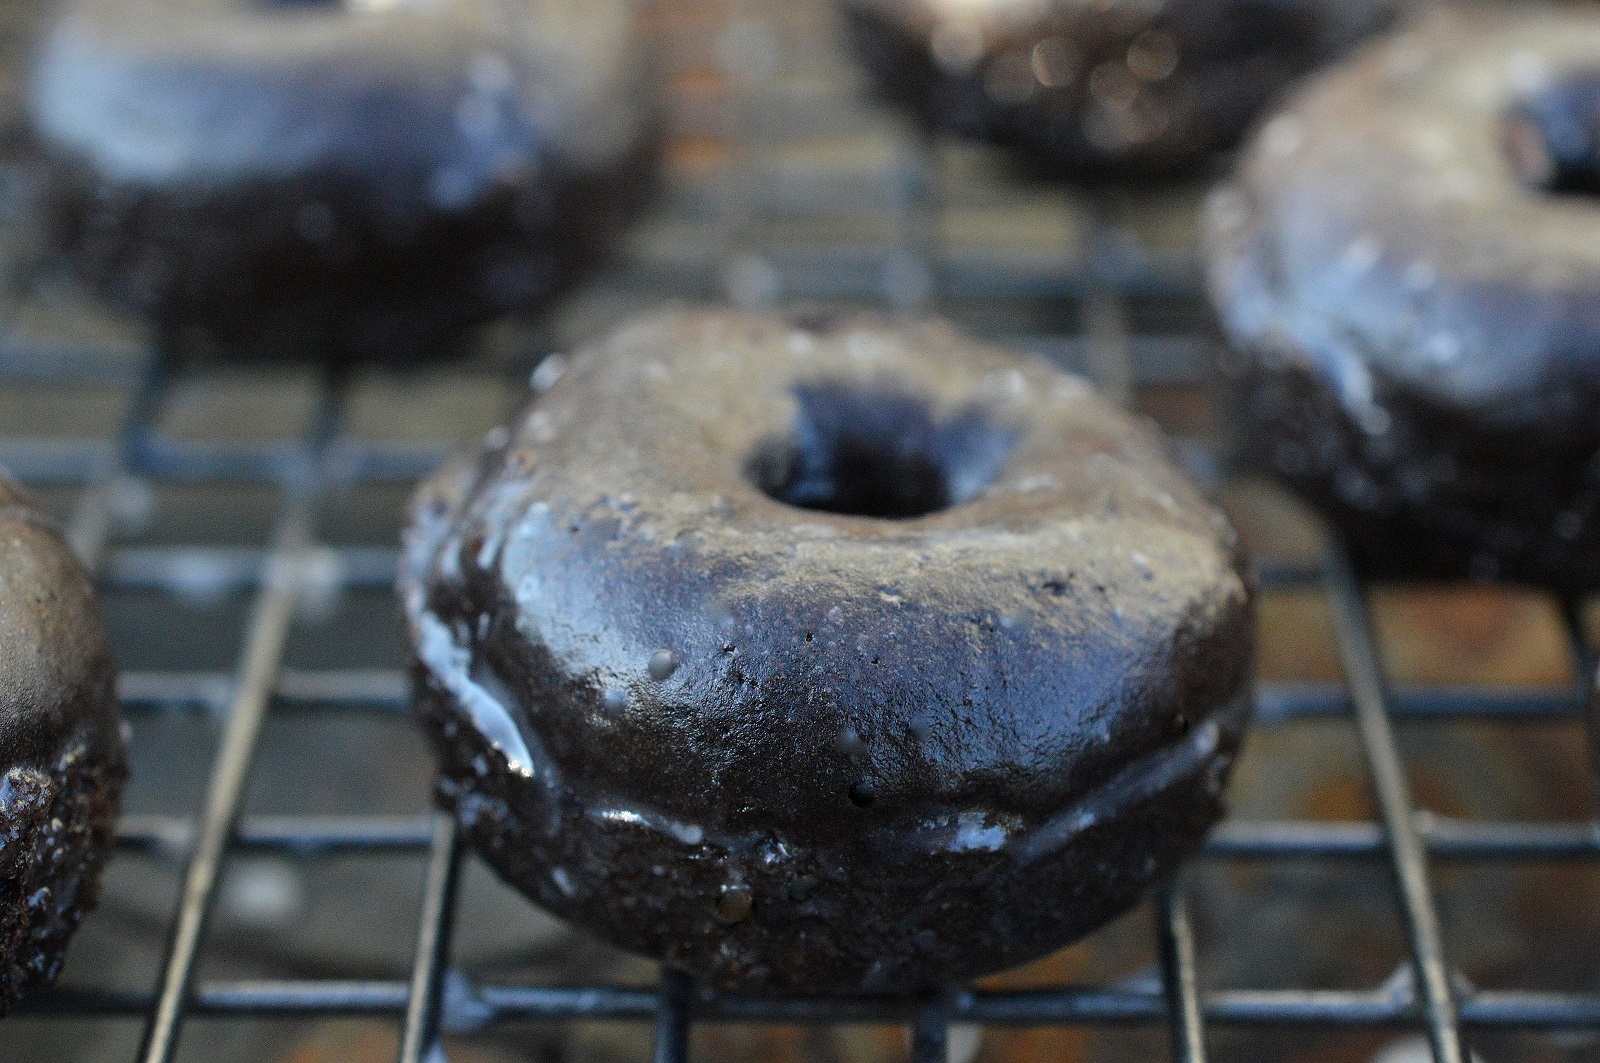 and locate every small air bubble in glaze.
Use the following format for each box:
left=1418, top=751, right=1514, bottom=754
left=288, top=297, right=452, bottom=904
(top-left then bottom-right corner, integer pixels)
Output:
left=648, top=649, right=679, bottom=681
left=530, top=355, right=567, bottom=393
left=1260, top=116, right=1304, bottom=160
